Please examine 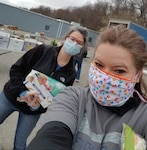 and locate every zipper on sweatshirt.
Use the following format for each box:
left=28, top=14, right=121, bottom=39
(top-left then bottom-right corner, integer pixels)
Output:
left=50, top=72, right=55, bottom=77
left=100, top=134, right=106, bottom=150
